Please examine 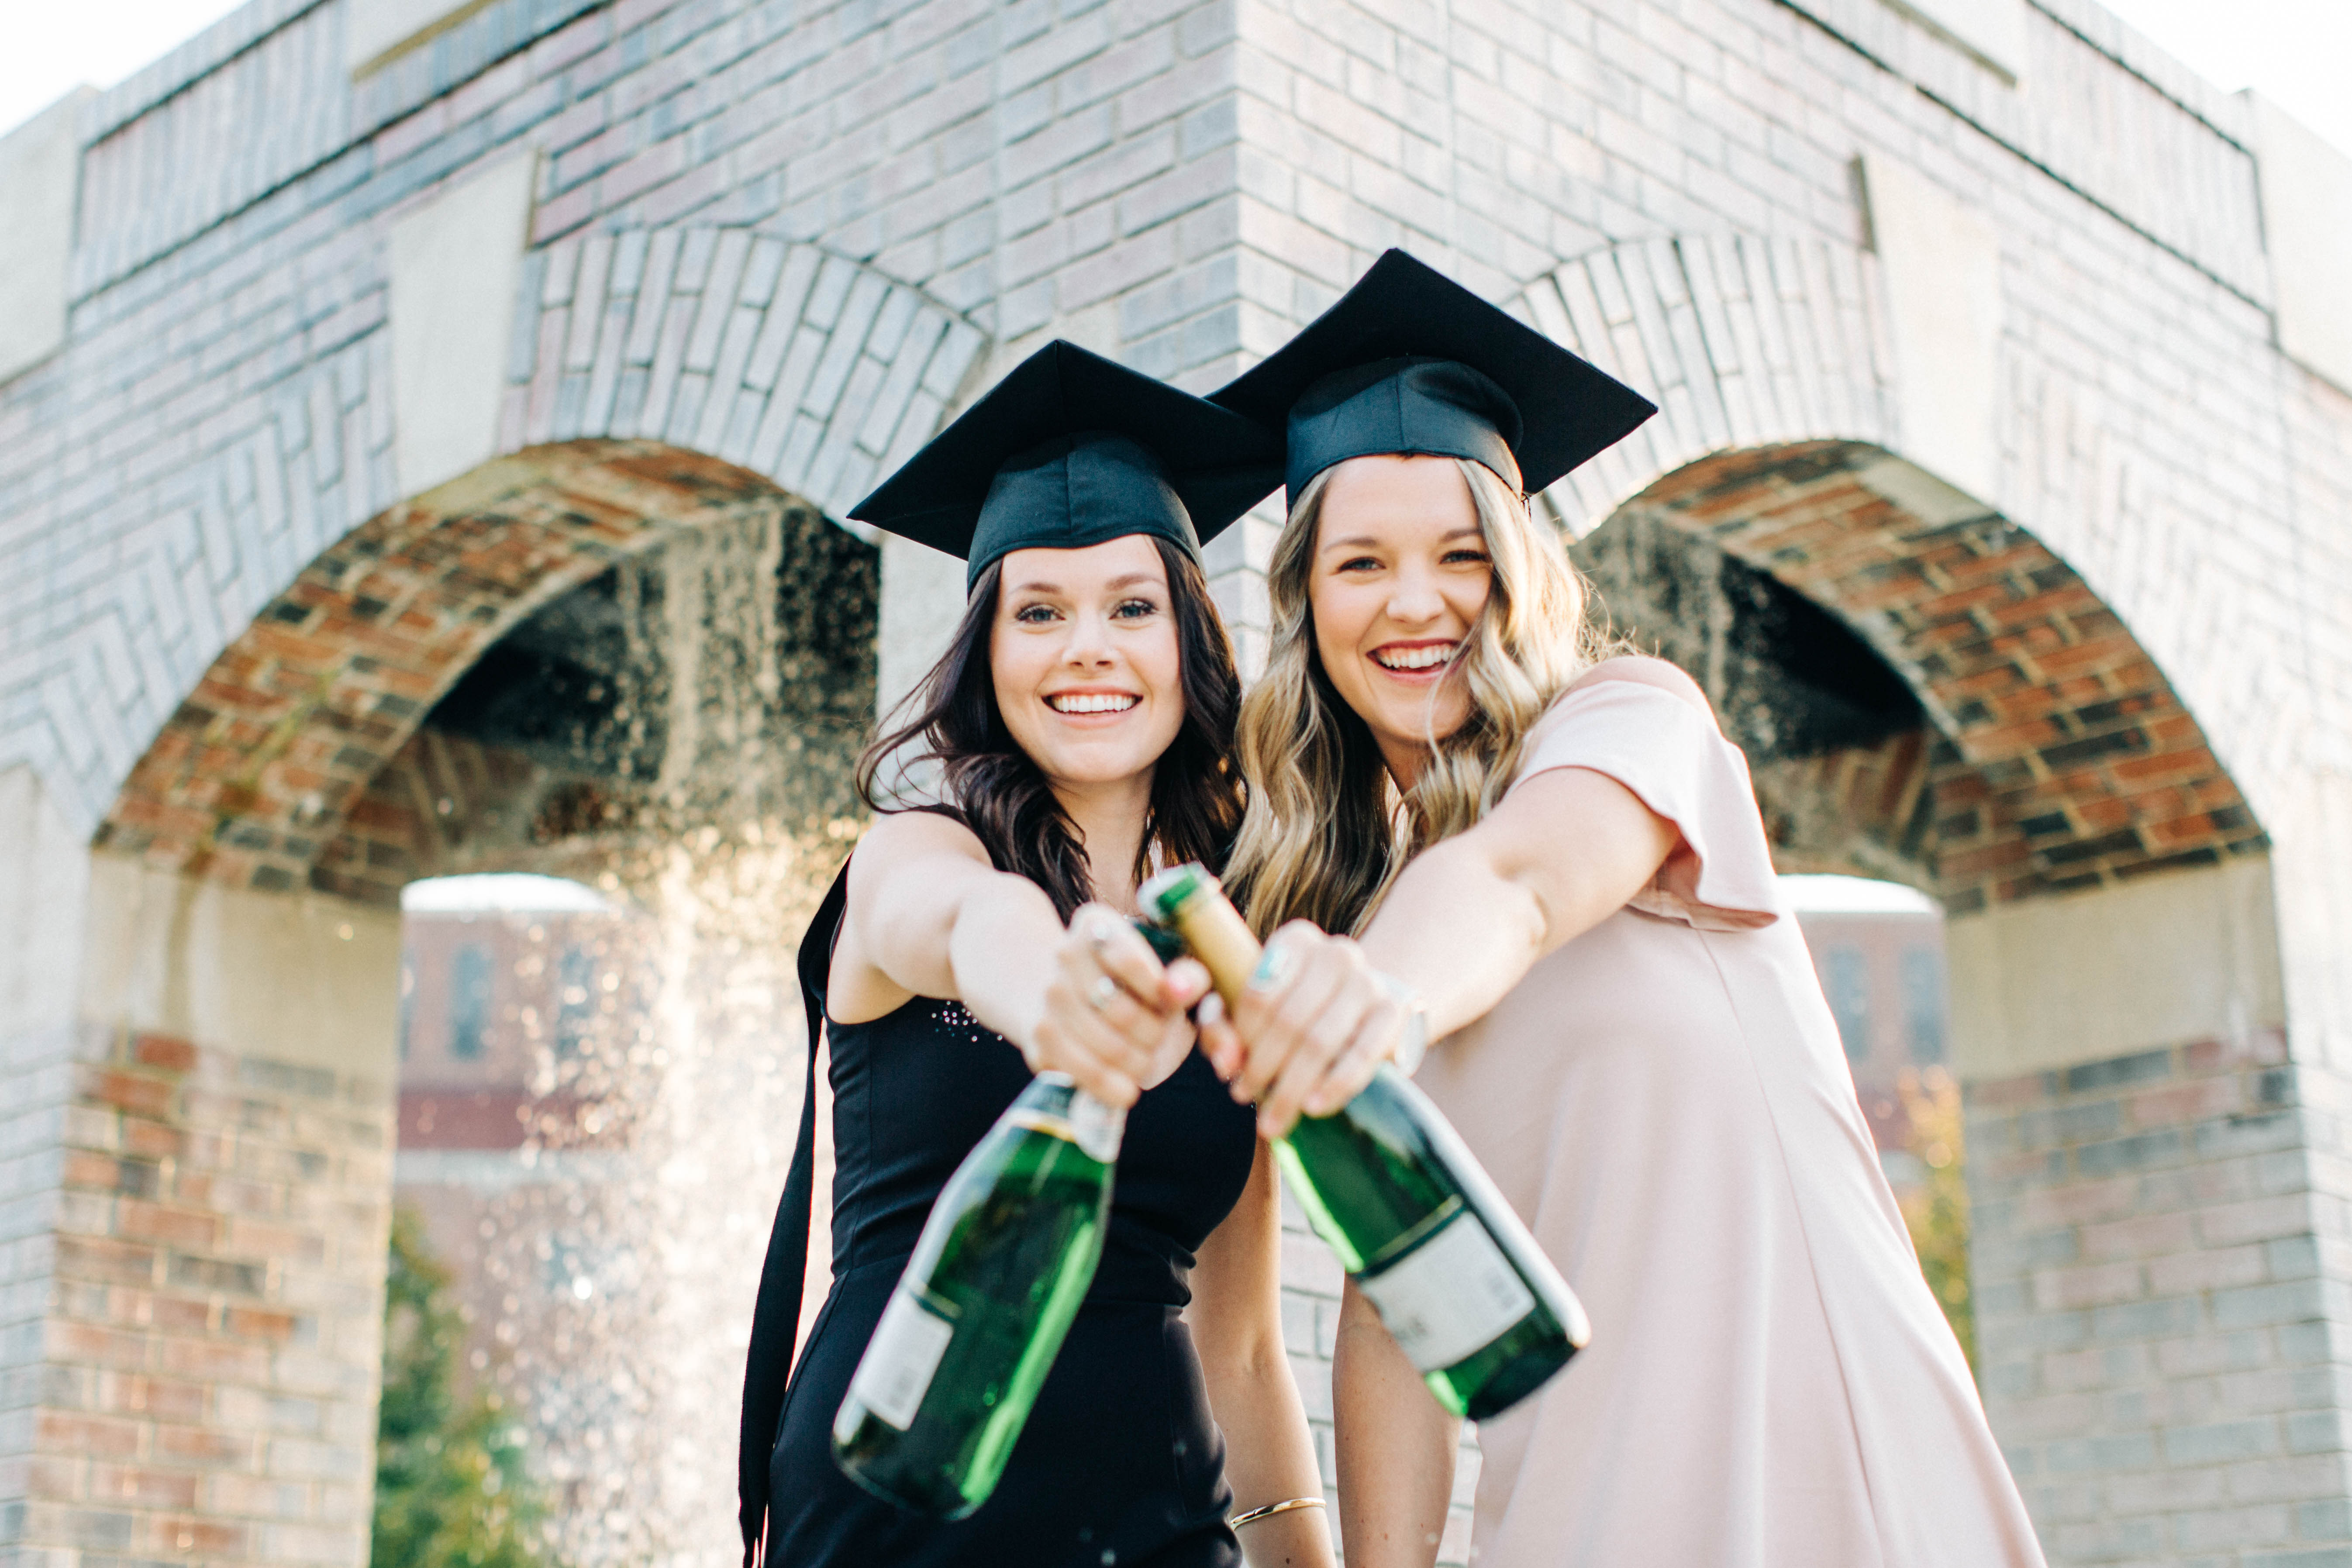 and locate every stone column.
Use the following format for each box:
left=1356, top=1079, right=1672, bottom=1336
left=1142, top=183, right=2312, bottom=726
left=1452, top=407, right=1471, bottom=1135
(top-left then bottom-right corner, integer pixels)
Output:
left=1, top=846, right=398, bottom=1568
left=1952, top=861, right=2345, bottom=1565
left=1, top=766, right=91, bottom=1568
